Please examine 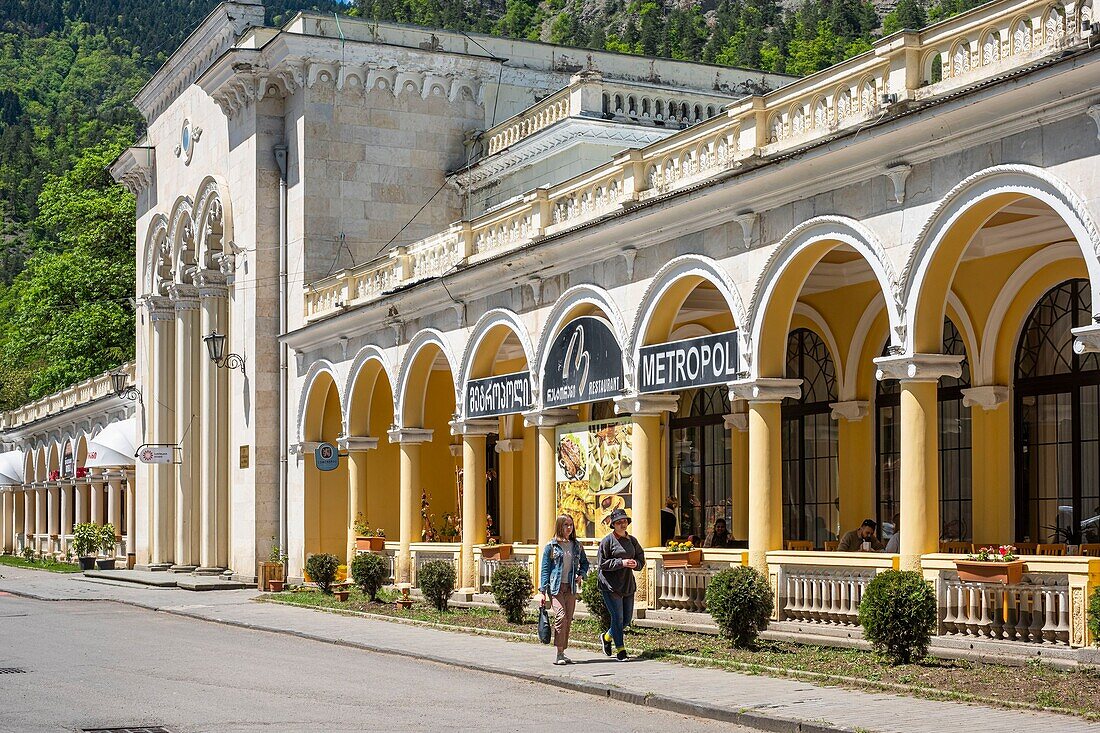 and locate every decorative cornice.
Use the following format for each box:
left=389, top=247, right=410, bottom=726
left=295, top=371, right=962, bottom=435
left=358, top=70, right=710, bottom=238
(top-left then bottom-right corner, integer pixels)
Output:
left=728, top=378, right=801, bottom=403
left=829, top=401, right=869, bottom=421
left=961, top=386, right=1009, bottom=410
left=613, top=392, right=679, bottom=416
left=449, top=418, right=498, bottom=436
left=522, top=408, right=577, bottom=428
left=873, top=353, right=963, bottom=382
left=338, top=435, right=379, bottom=451
left=387, top=427, right=434, bottom=444
left=1072, top=324, right=1100, bottom=354
left=494, top=438, right=525, bottom=453
left=108, top=146, right=155, bottom=194
left=142, top=295, right=176, bottom=322
left=167, top=283, right=200, bottom=310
